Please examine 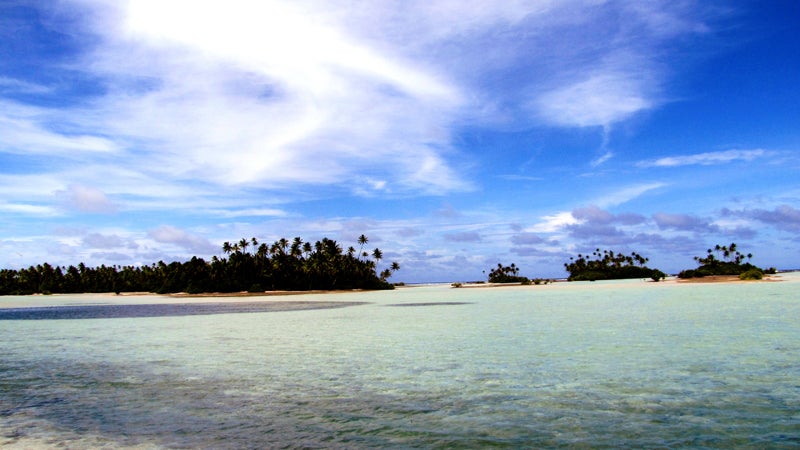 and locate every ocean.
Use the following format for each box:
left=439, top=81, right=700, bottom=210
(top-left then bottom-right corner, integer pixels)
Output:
left=1, top=274, right=798, bottom=448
